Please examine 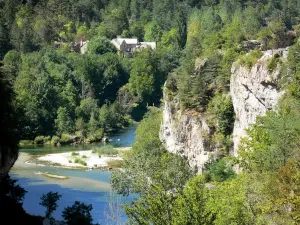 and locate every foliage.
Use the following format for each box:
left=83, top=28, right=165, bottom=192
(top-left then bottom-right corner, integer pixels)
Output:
left=204, top=158, right=236, bottom=182
left=111, top=108, right=194, bottom=197
left=0, top=175, right=27, bottom=204
left=267, top=53, right=281, bottom=72
left=172, top=176, right=209, bottom=225
left=0, top=66, right=20, bottom=158
left=2, top=0, right=300, bottom=224
left=239, top=96, right=300, bottom=173
left=74, top=158, right=87, bottom=166
left=204, top=176, right=253, bottom=225
left=39, top=191, right=62, bottom=218
left=129, top=49, right=155, bottom=102
left=106, top=160, right=124, bottom=169
left=62, top=201, right=93, bottom=225
left=93, top=145, right=118, bottom=156
left=87, top=37, right=116, bottom=55
left=239, top=50, right=264, bottom=69
left=207, top=92, right=235, bottom=136
left=71, top=152, right=79, bottom=156
left=0, top=175, right=42, bottom=225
